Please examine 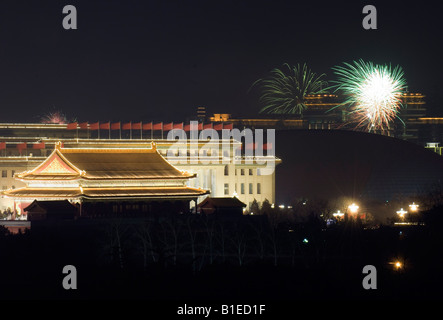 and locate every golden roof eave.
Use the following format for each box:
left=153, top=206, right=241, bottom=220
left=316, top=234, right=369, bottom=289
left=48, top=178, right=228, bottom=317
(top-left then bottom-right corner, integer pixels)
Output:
left=15, top=141, right=196, bottom=181
left=16, top=144, right=83, bottom=179
left=3, top=186, right=209, bottom=200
